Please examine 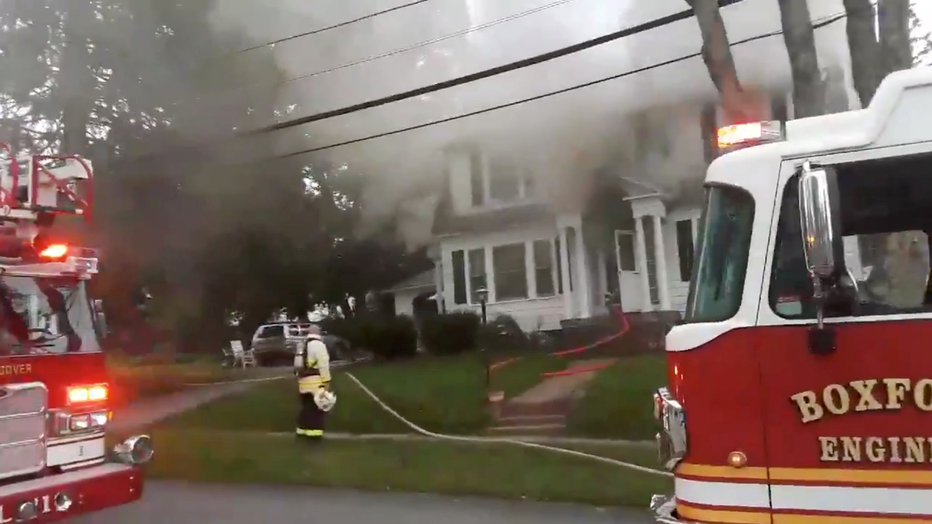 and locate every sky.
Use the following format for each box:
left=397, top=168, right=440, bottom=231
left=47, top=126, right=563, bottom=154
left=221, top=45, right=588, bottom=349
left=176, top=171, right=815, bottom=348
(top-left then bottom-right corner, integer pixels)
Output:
left=205, top=0, right=925, bottom=245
